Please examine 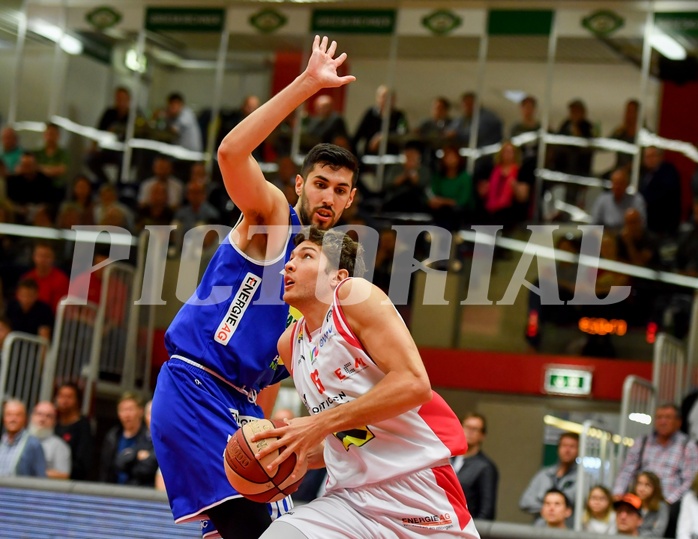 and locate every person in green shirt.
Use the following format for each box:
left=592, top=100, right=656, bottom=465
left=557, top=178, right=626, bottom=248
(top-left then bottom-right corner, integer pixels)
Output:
left=1, top=126, right=23, bottom=175
left=427, top=144, right=474, bottom=230
left=34, top=123, right=69, bottom=196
